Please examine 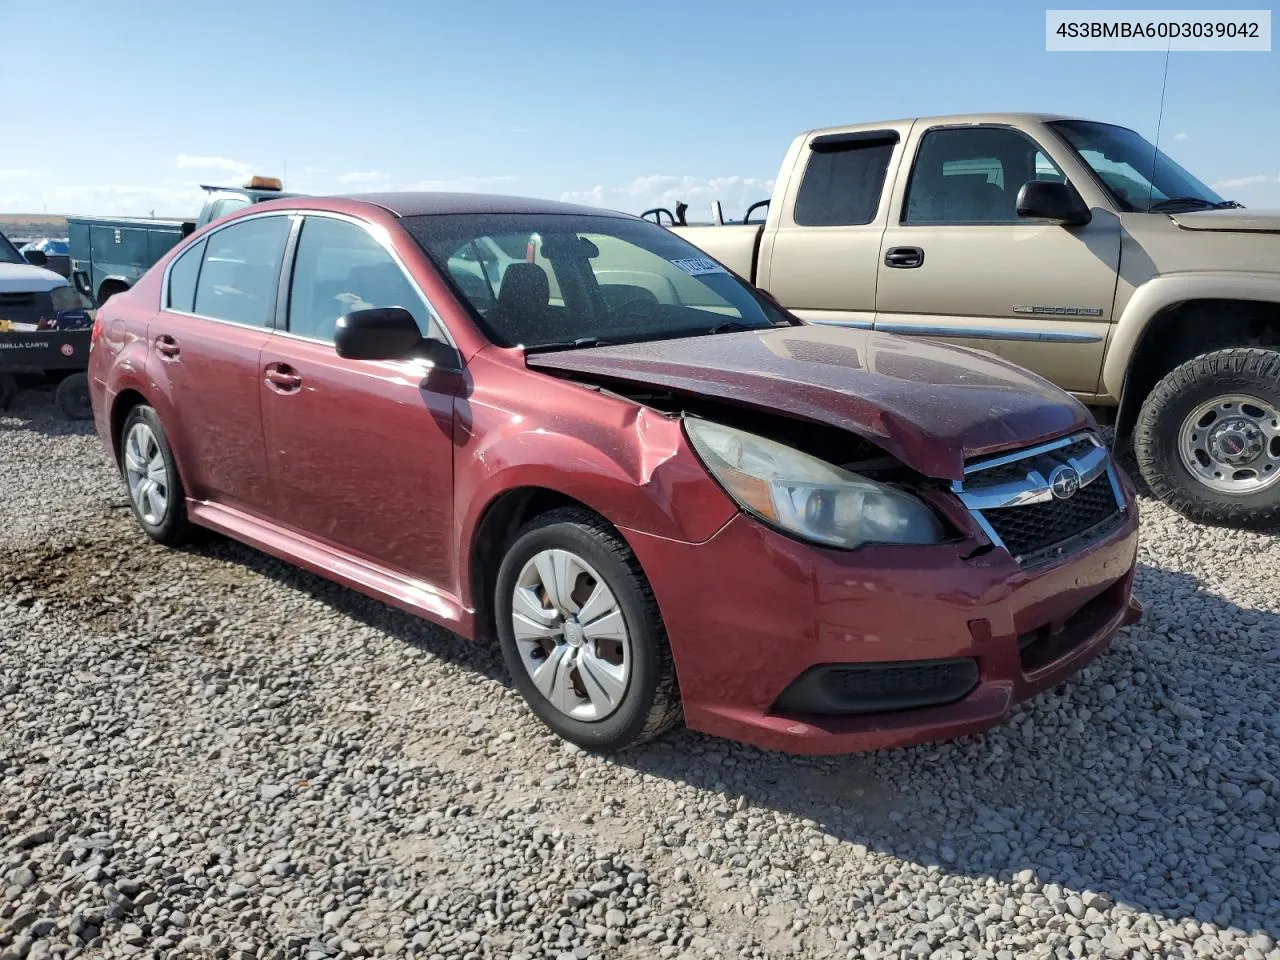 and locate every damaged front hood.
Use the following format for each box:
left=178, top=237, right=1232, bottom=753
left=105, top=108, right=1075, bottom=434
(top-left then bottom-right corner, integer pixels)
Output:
left=526, top=324, right=1091, bottom=481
